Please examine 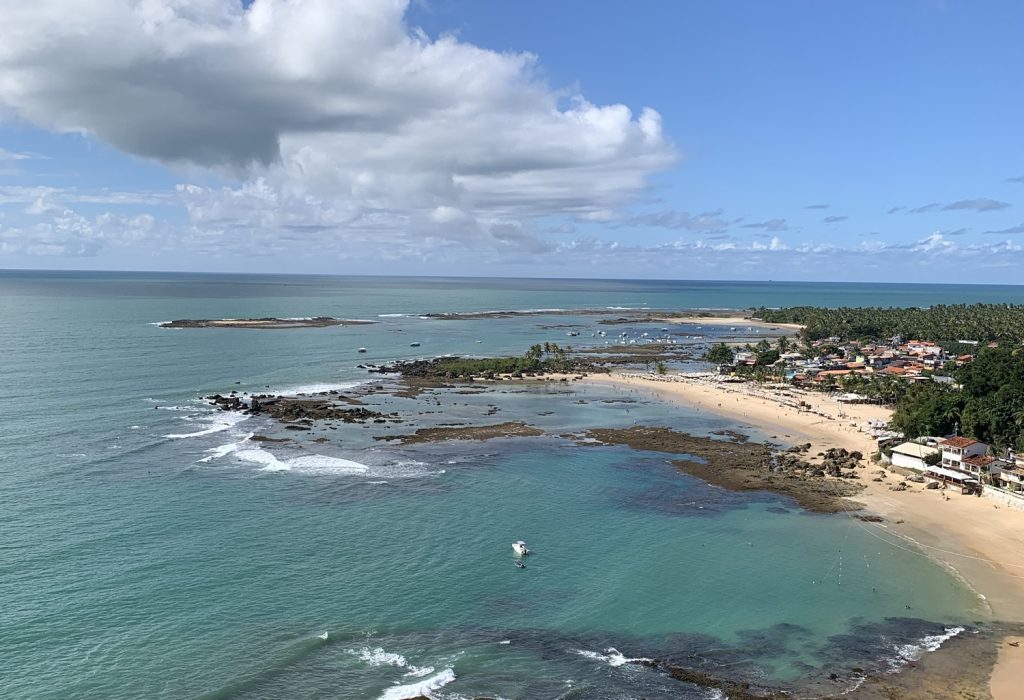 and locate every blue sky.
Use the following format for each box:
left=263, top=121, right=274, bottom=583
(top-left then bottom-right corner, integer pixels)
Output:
left=1, top=0, right=1023, bottom=281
